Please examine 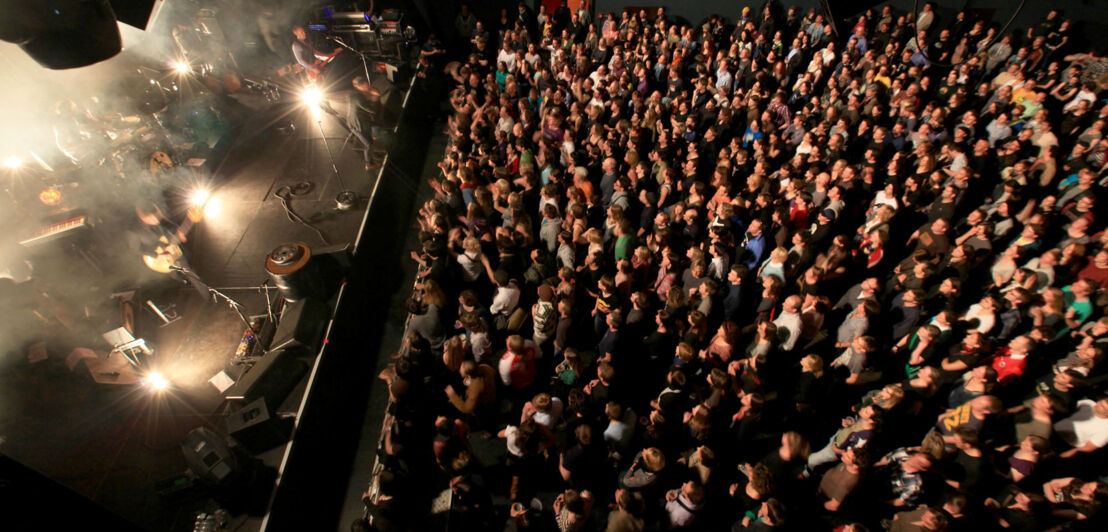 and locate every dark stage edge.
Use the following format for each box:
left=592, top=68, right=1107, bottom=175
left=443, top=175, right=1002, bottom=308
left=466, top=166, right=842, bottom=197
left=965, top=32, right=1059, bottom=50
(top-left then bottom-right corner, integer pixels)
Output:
left=259, top=81, right=438, bottom=531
